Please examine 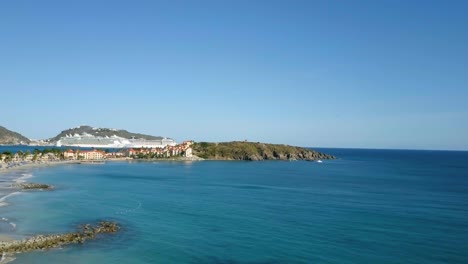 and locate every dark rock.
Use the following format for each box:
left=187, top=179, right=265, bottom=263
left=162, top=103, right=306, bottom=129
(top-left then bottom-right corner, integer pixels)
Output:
left=247, top=154, right=261, bottom=161
left=13, top=183, right=53, bottom=190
